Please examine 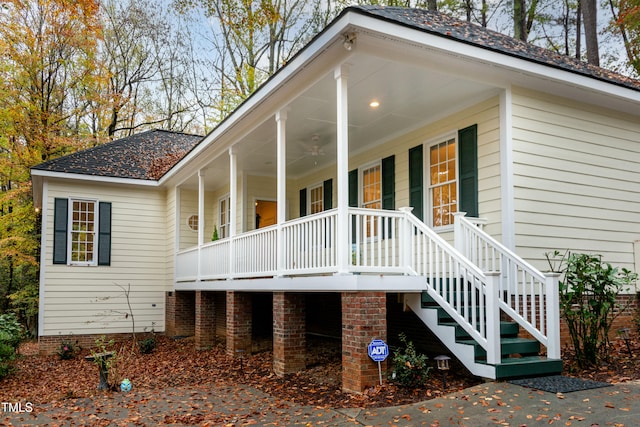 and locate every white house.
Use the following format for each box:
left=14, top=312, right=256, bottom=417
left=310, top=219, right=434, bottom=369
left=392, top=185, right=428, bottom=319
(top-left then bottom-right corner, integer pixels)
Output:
left=31, top=6, right=640, bottom=393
